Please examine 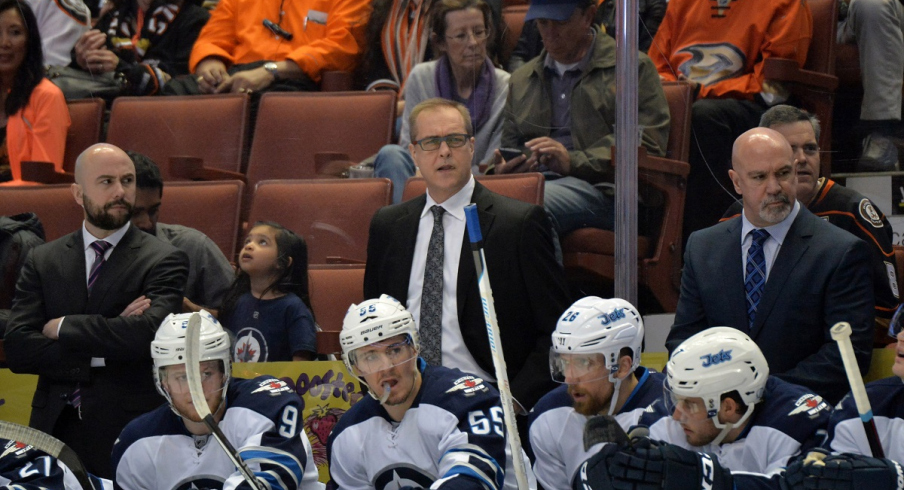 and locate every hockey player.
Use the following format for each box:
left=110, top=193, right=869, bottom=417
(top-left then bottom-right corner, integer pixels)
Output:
left=326, top=295, right=532, bottom=490
left=111, top=311, right=323, bottom=490
left=0, top=438, right=108, bottom=490
left=528, top=296, right=664, bottom=489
